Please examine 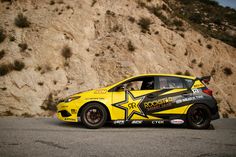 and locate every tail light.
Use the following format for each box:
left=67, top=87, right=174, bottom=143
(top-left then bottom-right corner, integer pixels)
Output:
left=203, top=89, right=213, bottom=96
